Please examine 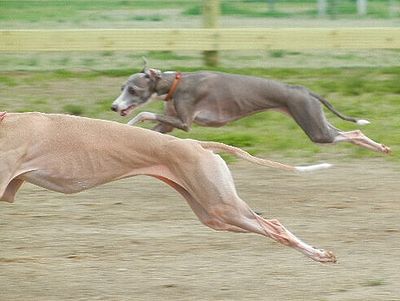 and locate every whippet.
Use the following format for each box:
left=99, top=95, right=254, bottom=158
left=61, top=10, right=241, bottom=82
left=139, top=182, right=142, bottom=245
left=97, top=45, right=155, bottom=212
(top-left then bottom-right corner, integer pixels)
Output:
left=0, top=112, right=335, bottom=263
left=111, top=67, right=390, bottom=154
